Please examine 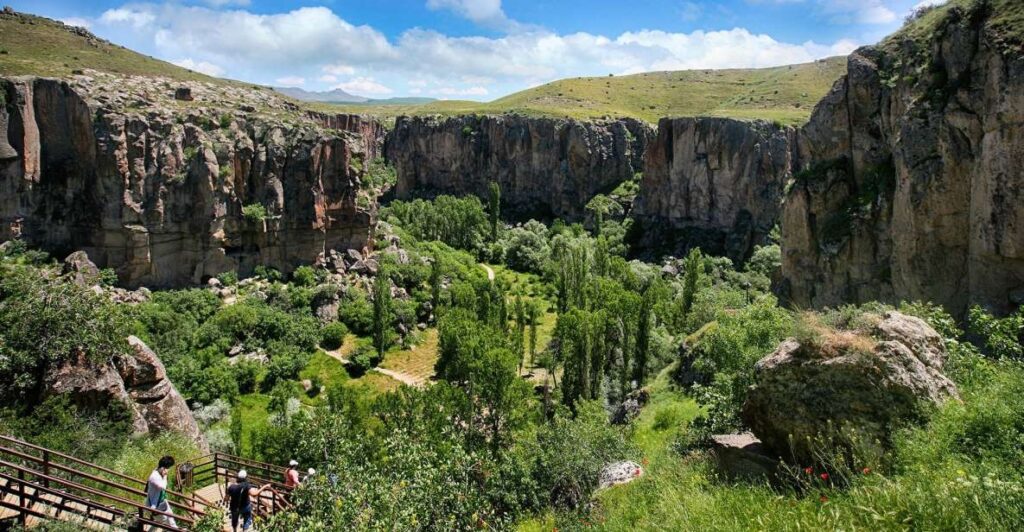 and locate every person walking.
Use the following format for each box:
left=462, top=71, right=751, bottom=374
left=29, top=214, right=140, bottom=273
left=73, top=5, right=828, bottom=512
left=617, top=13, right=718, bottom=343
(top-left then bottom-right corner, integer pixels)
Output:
left=227, top=470, right=270, bottom=532
left=284, top=460, right=300, bottom=488
left=145, top=455, right=178, bottom=529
